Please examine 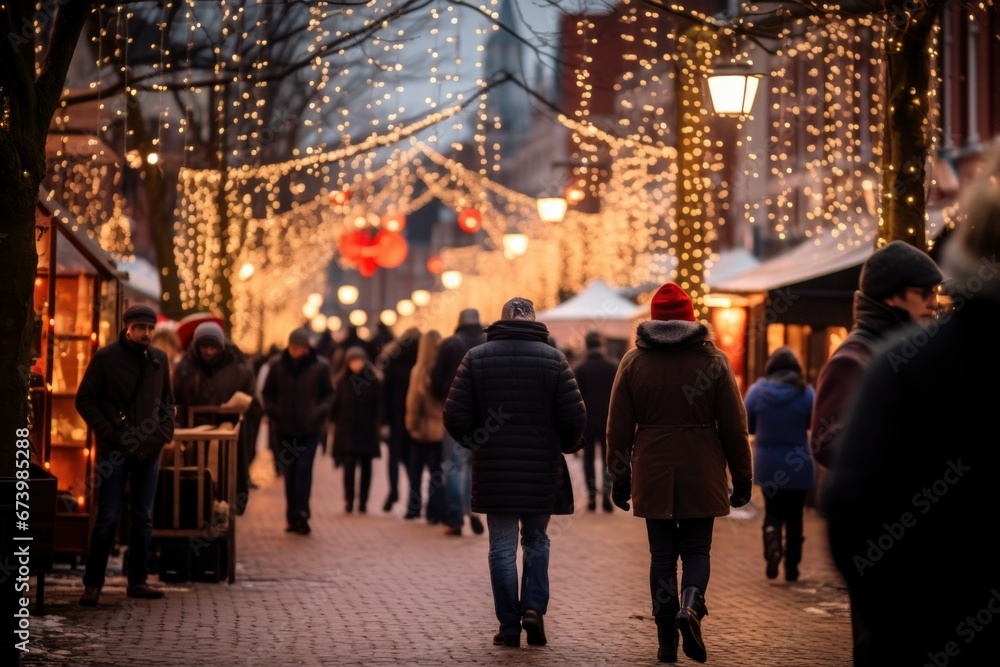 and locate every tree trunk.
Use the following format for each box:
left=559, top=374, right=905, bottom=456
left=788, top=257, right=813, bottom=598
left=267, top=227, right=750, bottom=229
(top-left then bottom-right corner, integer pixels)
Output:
left=126, top=102, right=186, bottom=320
left=0, top=1, right=90, bottom=478
left=674, top=23, right=717, bottom=319
left=879, top=0, right=945, bottom=248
